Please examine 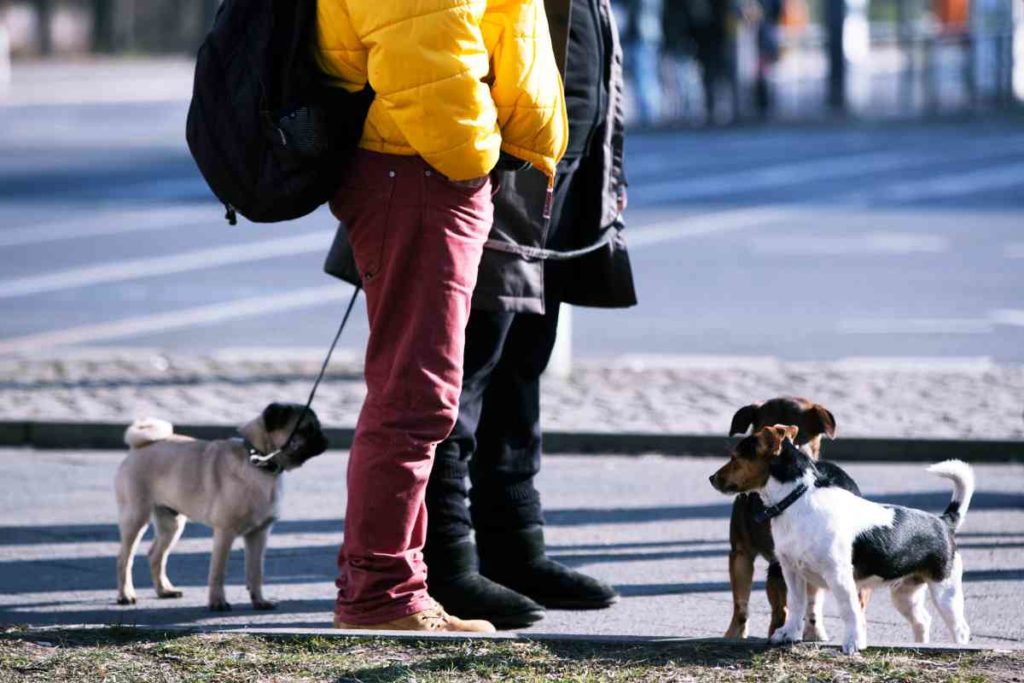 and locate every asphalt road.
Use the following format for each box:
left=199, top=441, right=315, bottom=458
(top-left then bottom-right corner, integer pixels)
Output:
left=1, top=89, right=1023, bottom=361
left=1, top=450, right=1021, bottom=645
